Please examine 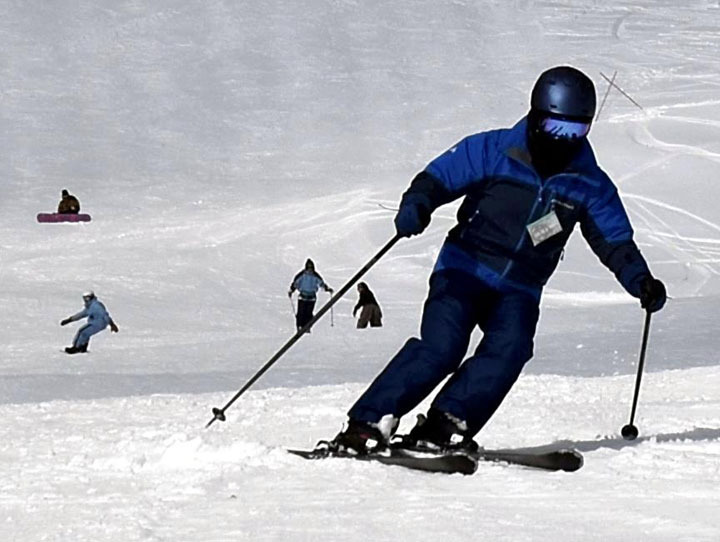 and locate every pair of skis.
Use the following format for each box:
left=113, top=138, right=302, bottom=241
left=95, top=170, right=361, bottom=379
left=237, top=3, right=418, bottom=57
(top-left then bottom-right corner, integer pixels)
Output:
left=288, top=441, right=583, bottom=475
